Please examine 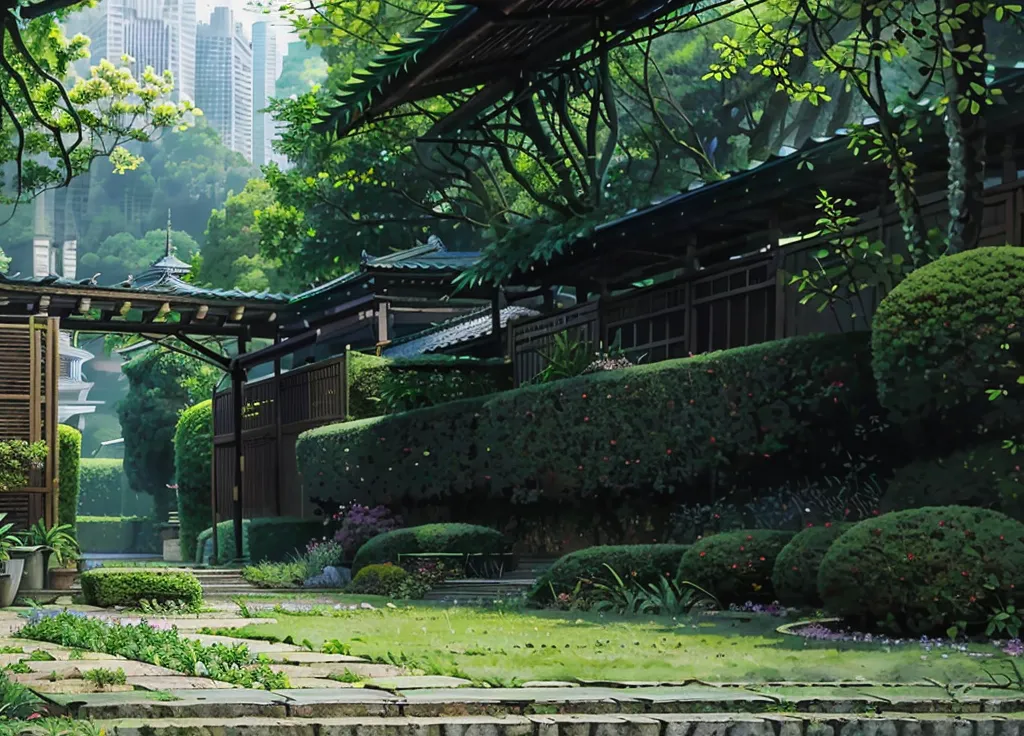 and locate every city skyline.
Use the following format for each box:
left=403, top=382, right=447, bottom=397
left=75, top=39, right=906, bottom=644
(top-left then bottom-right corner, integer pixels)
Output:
left=197, top=6, right=254, bottom=160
